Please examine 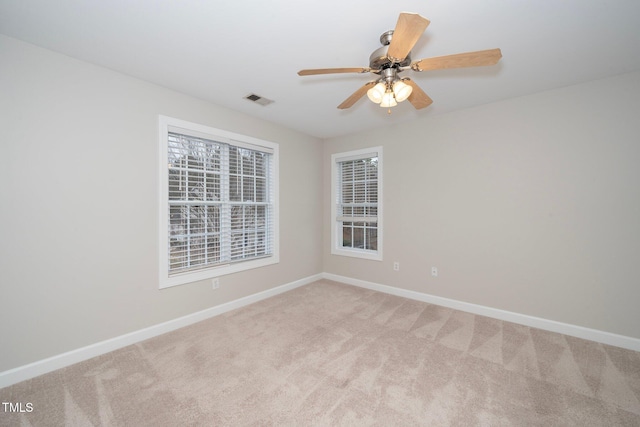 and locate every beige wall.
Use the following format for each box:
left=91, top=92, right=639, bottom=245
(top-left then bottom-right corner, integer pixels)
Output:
left=323, top=71, right=640, bottom=339
left=0, top=35, right=323, bottom=372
